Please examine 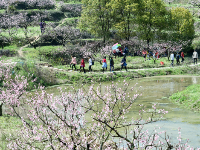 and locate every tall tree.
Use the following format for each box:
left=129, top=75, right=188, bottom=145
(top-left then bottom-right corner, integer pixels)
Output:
left=136, top=0, right=168, bottom=48
left=170, top=7, right=195, bottom=41
left=78, top=0, right=113, bottom=44
left=108, top=0, right=138, bottom=40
